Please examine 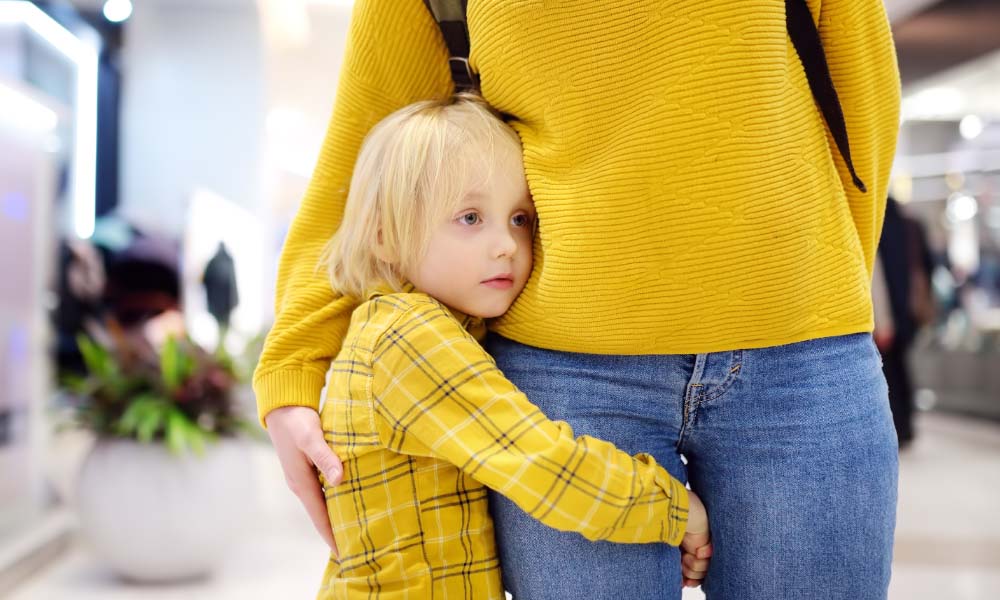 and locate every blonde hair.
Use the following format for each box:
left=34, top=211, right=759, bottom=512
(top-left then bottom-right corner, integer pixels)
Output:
left=322, top=93, right=523, bottom=298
